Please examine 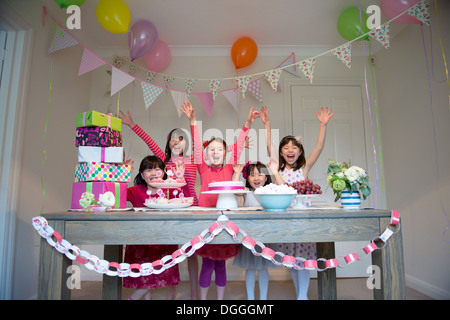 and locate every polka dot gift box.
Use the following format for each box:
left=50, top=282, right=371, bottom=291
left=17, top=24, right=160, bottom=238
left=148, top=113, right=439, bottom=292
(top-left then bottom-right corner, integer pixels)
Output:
left=75, top=162, right=131, bottom=183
